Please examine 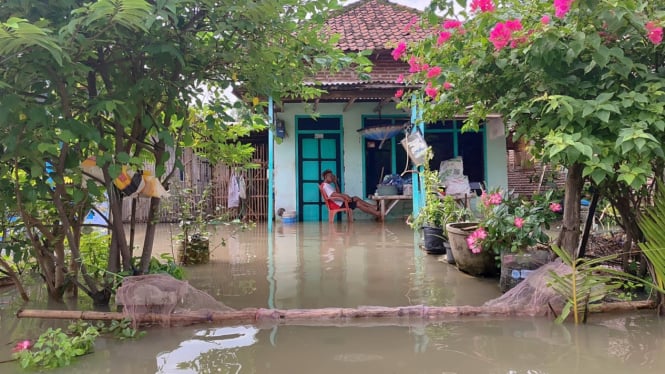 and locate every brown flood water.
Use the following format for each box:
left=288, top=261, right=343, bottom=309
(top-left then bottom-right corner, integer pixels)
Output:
left=2, top=221, right=665, bottom=373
